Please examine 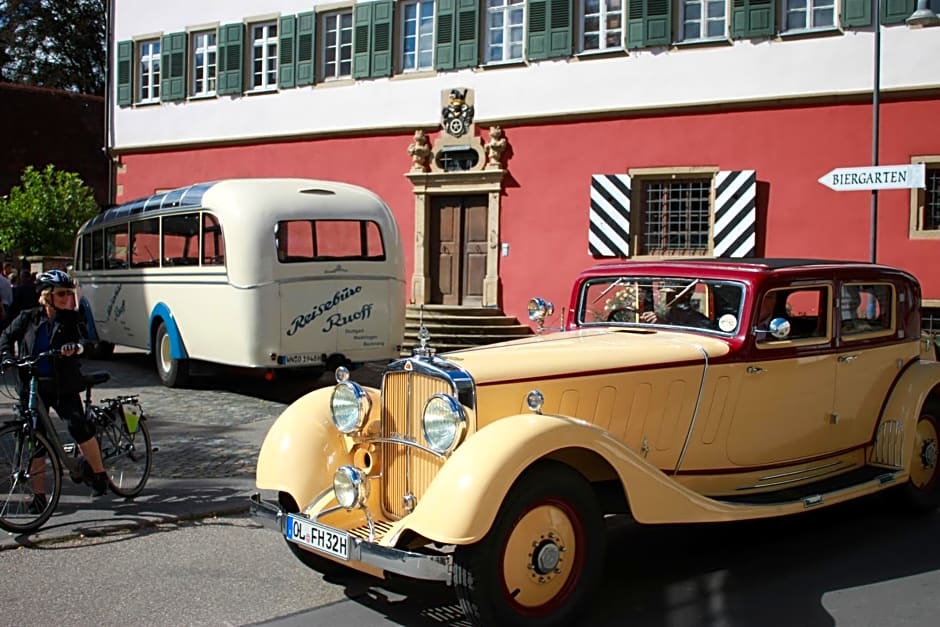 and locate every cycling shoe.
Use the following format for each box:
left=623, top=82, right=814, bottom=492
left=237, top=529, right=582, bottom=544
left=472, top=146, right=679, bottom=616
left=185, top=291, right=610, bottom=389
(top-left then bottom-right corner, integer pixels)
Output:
left=70, top=457, right=91, bottom=484
left=28, top=493, right=48, bottom=515
left=90, top=472, right=108, bottom=497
